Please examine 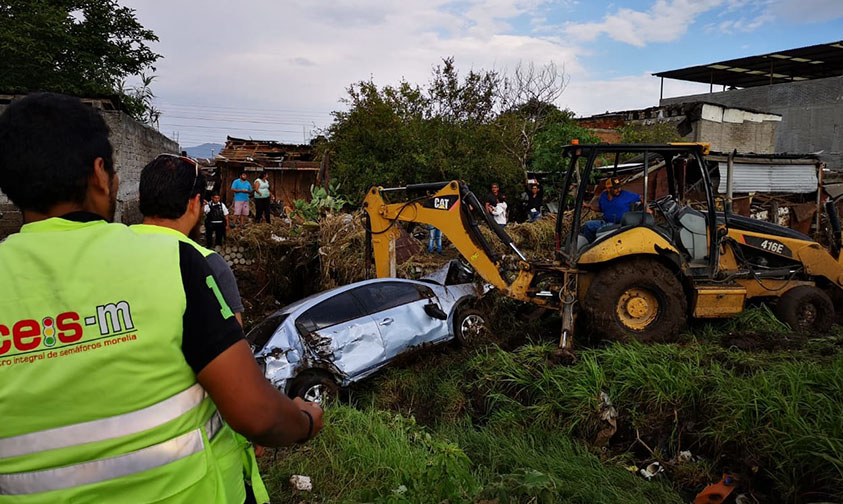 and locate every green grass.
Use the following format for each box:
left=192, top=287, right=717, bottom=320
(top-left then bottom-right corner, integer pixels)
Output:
left=258, top=304, right=843, bottom=502
left=259, top=406, right=683, bottom=503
